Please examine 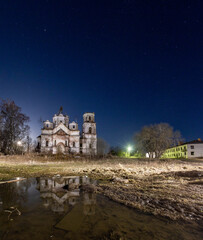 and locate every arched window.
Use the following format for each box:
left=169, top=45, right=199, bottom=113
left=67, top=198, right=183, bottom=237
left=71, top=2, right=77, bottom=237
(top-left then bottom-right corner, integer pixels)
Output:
left=47, top=124, right=49, bottom=128
left=89, top=127, right=92, bottom=134
left=46, top=141, right=49, bottom=147
left=89, top=116, right=91, bottom=121
left=73, top=142, right=75, bottom=147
